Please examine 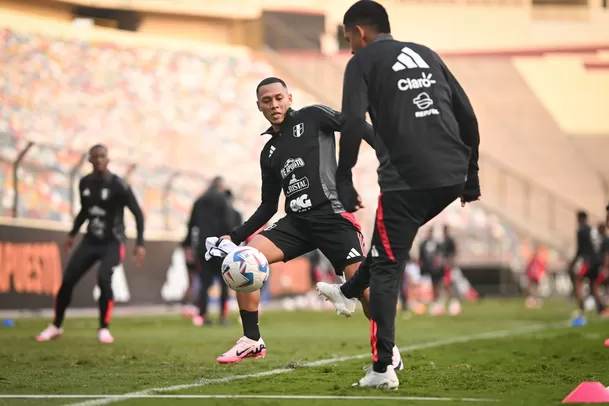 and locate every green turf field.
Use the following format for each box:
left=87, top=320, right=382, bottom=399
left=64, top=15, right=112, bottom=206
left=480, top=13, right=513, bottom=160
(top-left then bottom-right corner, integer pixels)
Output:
left=1, top=299, right=608, bottom=406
